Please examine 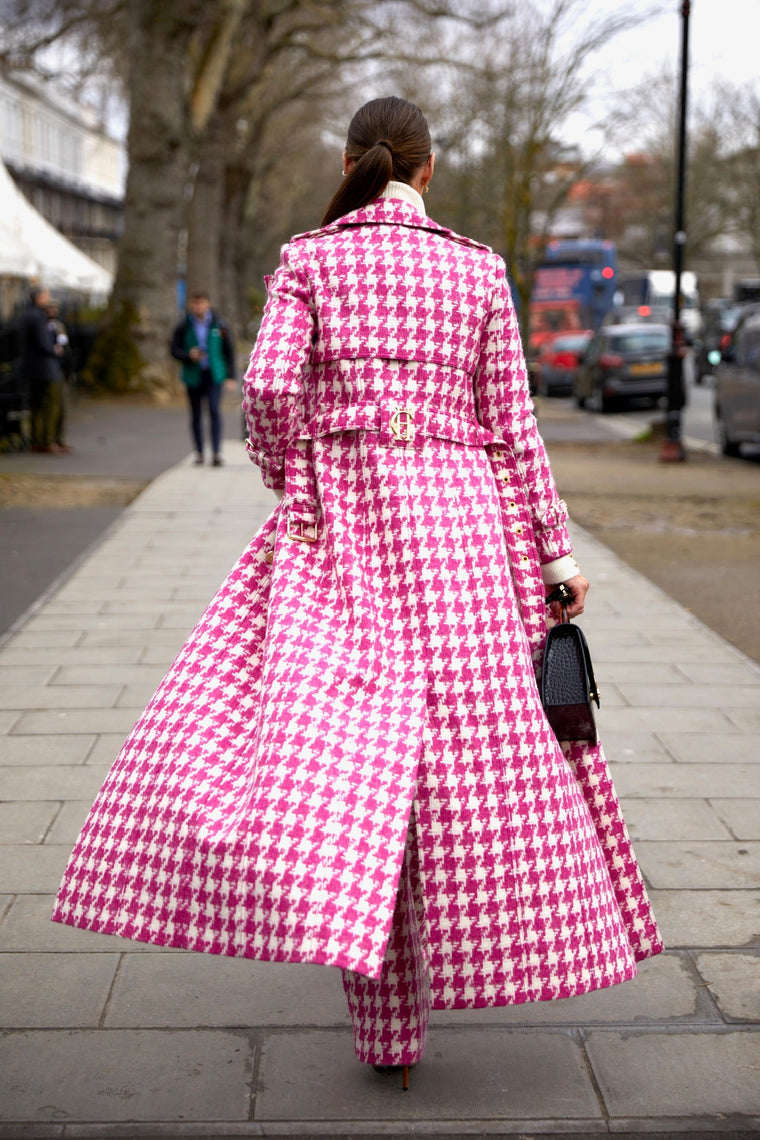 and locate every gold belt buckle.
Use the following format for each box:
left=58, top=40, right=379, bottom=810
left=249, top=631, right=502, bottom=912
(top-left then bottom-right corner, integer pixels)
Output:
left=389, top=407, right=414, bottom=442
left=287, top=517, right=319, bottom=543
